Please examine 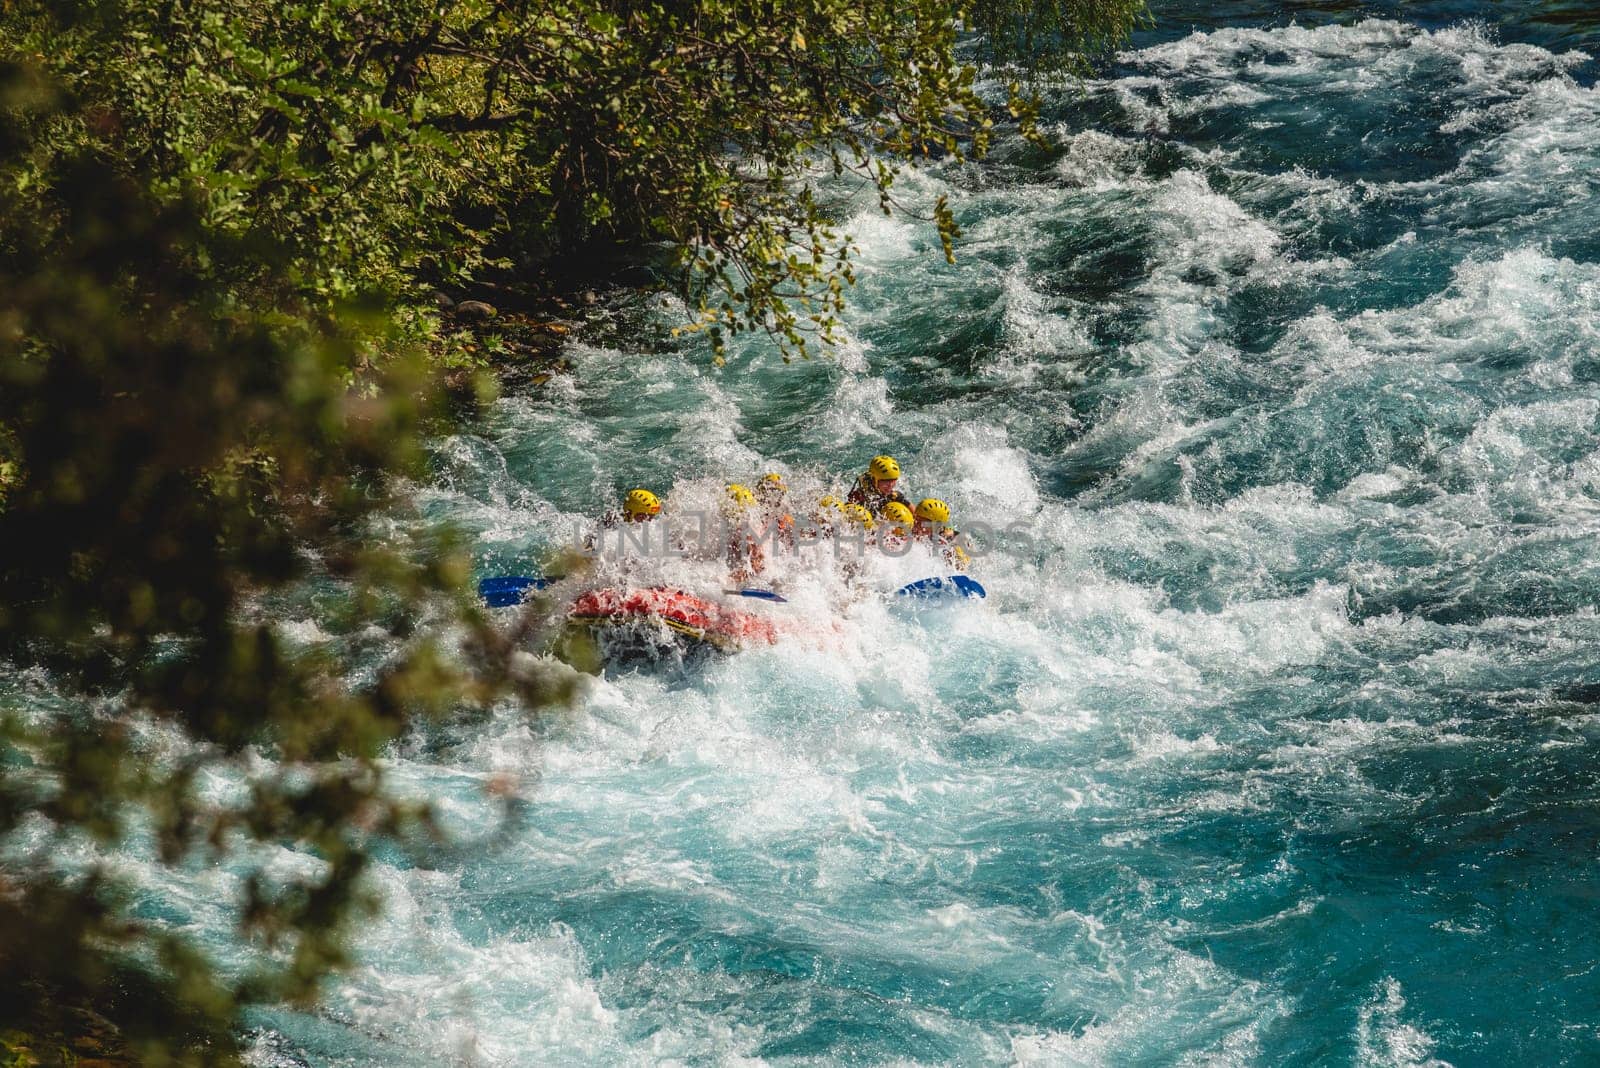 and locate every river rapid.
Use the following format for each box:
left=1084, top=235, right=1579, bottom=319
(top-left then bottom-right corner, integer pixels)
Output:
left=22, top=2, right=1600, bottom=1064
